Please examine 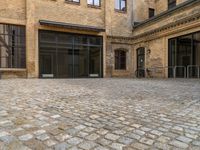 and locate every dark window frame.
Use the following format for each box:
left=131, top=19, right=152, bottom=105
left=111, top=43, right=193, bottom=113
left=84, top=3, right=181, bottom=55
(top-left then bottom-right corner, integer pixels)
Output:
left=115, top=0, right=127, bottom=12
left=115, top=49, right=127, bottom=70
left=0, top=24, right=26, bottom=69
left=168, top=0, right=176, bottom=9
left=65, top=0, right=80, bottom=5
left=87, top=0, right=101, bottom=7
left=149, top=8, right=155, bottom=18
